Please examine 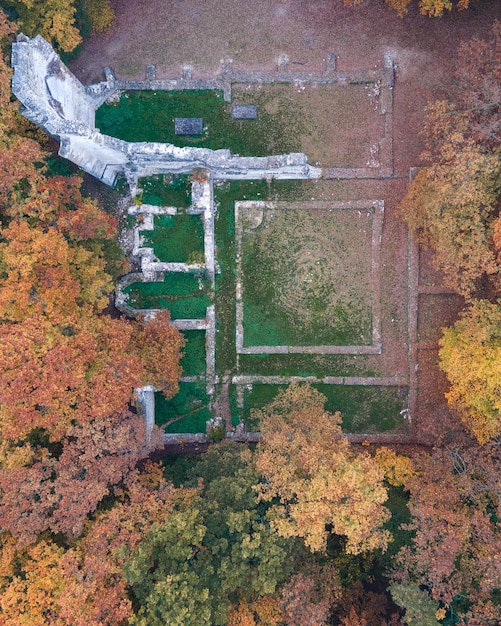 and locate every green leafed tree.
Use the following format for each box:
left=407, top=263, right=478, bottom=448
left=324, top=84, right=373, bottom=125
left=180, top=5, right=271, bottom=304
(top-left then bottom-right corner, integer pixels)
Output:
left=124, top=443, right=295, bottom=626
left=390, top=583, right=442, bottom=625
